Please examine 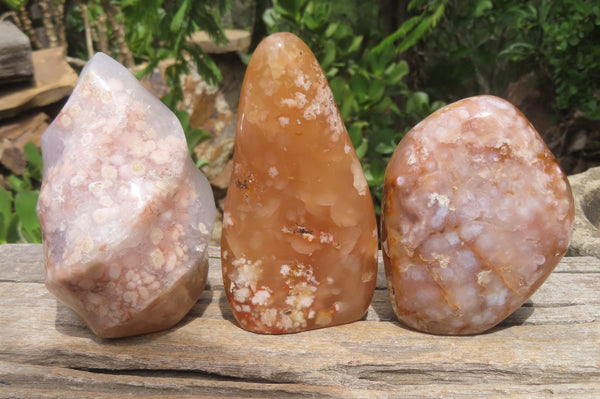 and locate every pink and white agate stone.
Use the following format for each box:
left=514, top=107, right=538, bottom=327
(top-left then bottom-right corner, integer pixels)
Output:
left=37, top=52, right=216, bottom=338
left=381, top=95, right=574, bottom=335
